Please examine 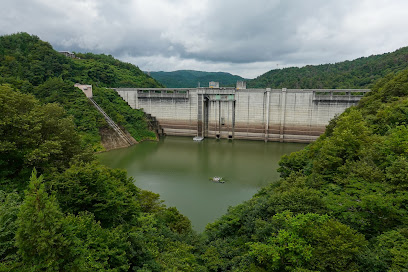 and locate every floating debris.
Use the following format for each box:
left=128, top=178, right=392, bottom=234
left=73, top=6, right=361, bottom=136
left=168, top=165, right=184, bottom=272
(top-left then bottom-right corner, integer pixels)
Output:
left=210, top=176, right=225, bottom=183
